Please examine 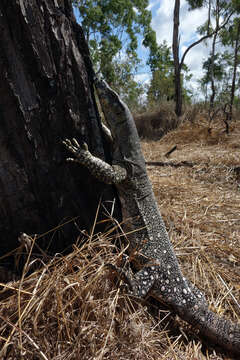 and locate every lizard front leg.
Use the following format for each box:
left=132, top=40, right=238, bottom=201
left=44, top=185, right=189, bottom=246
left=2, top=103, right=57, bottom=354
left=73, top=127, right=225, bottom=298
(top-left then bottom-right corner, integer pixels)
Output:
left=63, top=138, right=127, bottom=185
